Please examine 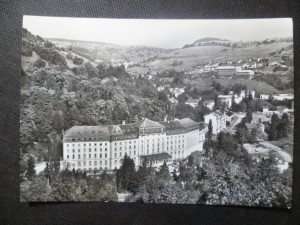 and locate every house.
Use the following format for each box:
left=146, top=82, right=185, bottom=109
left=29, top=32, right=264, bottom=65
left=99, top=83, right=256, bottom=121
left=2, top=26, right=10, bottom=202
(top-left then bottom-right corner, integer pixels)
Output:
left=204, top=110, right=227, bottom=135
left=260, top=94, right=270, bottom=100
left=203, top=100, right=215, bottom=110
left=262, top=107, right=269, bottom=113
left=157, top=86, right=164, bottom=92
left=226, top=111, right=235, bottom=123
left=170, top=87, right=185, bottom=98
left=185, top=98, right=201, bottom=108
left=169, top=97, right=178, bottom=105
left=240, top=90, right=255, bottom=99
left=218, top=95, right=232, bottom=108
left=271, top=94, right=294, bottom=101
